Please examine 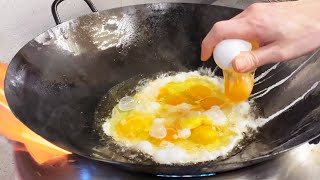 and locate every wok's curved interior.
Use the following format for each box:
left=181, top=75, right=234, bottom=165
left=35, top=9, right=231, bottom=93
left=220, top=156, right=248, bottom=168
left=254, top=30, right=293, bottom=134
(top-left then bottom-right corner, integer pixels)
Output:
left=4, top=3, right=320, bottom=175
